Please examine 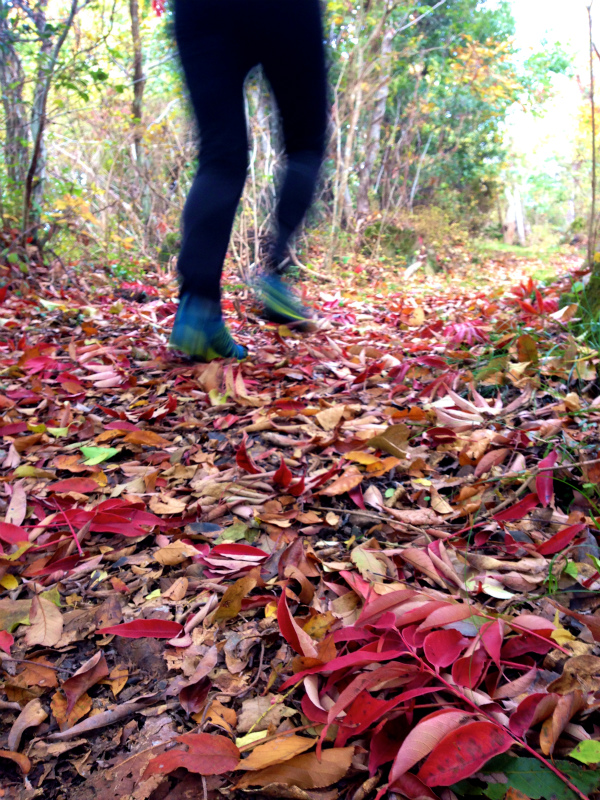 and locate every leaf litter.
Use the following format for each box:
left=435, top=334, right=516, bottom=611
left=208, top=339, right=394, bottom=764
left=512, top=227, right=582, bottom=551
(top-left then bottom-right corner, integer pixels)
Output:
left=0, top=252, right=600, bottom=800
